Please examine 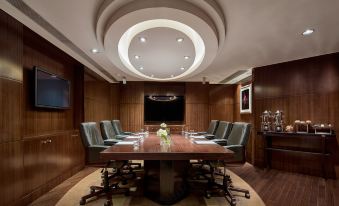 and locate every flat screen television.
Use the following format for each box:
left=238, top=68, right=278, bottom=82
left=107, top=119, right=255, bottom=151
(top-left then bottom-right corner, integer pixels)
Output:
left=34, top=67, right=70, bottom=109
left=144, top=95, right=184, bottom=122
